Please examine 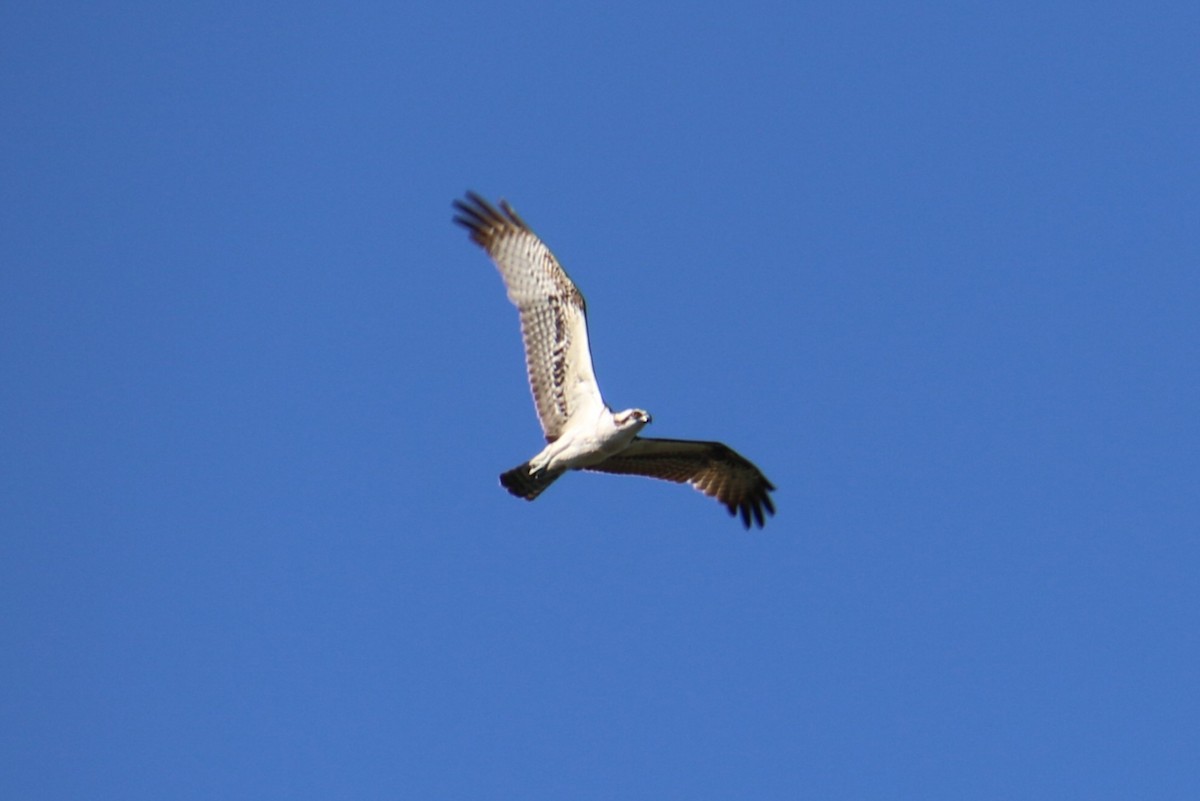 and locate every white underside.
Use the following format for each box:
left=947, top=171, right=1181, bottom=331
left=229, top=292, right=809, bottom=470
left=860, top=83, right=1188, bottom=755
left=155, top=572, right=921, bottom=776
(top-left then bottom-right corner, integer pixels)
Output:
left=527, top=406, right=644, bottom=473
